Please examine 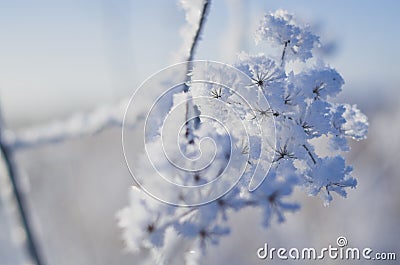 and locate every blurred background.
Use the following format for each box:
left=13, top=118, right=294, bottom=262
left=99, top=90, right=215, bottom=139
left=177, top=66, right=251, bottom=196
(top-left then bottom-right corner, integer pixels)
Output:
left=0, top=0, right=399, bottom=264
